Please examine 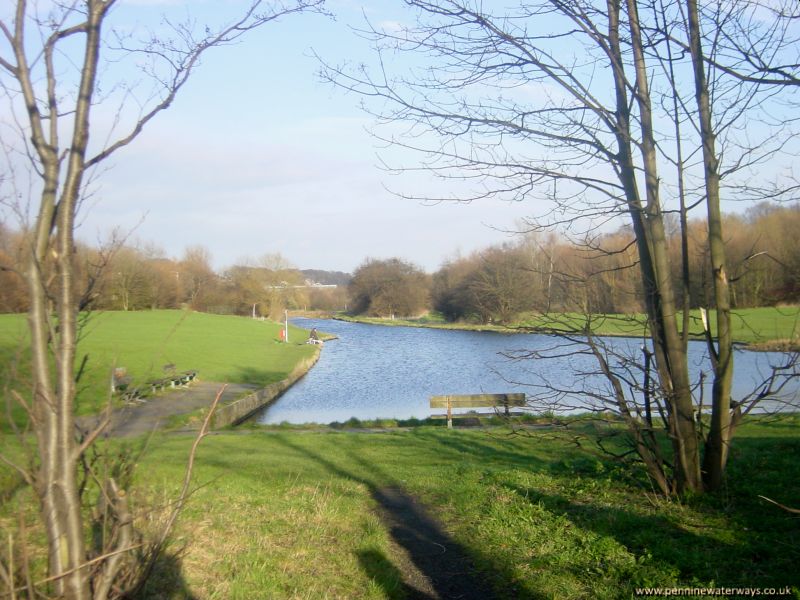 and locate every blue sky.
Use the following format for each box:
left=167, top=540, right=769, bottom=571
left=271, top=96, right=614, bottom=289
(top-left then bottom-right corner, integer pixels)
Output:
left=9, top=1, right=791, bottom=274
left=75, top=0, right=537, bottom=273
